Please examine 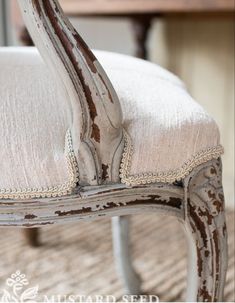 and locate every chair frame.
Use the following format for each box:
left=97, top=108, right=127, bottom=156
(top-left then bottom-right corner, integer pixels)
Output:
left=0, top=0, right=228, bottom=301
